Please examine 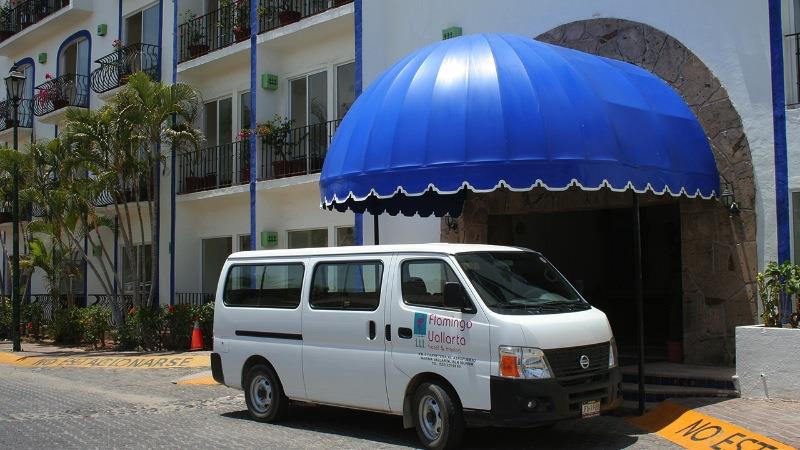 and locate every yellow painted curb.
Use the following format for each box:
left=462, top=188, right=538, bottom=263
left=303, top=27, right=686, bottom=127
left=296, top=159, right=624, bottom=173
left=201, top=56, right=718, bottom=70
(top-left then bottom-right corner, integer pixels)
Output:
left=176, top=374, right=218, bottom=385
left=628, top=400, right=795, bottom=450
left=0, top=351, right=210, bottom=369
